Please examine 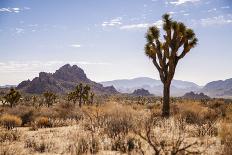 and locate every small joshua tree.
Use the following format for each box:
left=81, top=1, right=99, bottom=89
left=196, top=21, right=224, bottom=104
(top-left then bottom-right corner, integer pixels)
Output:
left=43, top=91, right=57, bottom=107
left=89, top=92, right=95, bottom=105
left=3, top=88, right=21, bottom=108
left=145, top=13, right=198, bottom=117
left=67, top=83, right=92, bottom=107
